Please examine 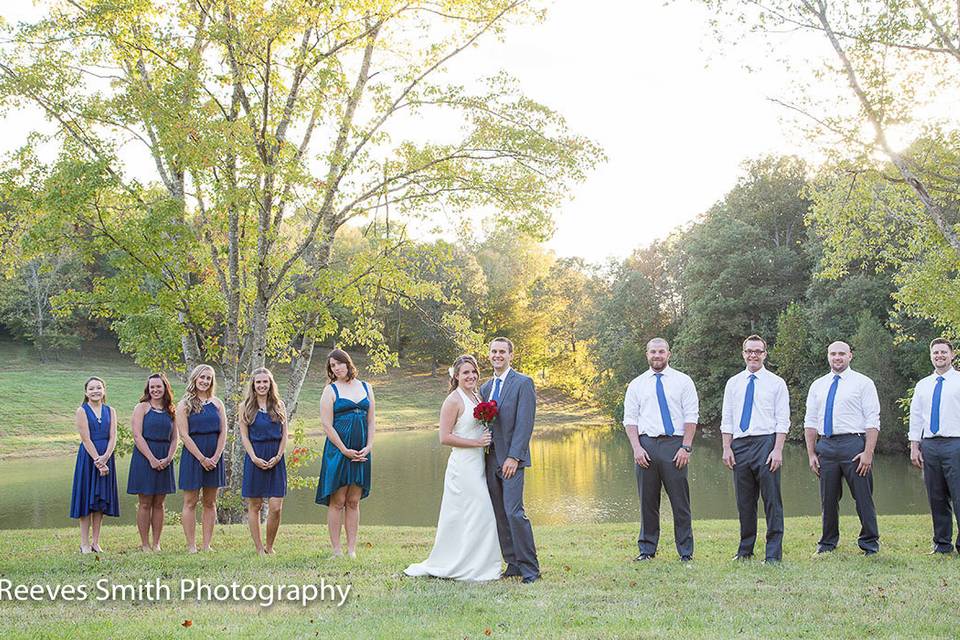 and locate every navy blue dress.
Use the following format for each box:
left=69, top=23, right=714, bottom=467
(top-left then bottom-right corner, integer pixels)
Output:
left=127, top=407, right=177, bottom=495
left=178, top=402, right=226, bottom=491
left=69, top=403, right=120, bottom=518
left=242, top=410, right=287, bottom=498
left=316, top=382, right=372, bottom=506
